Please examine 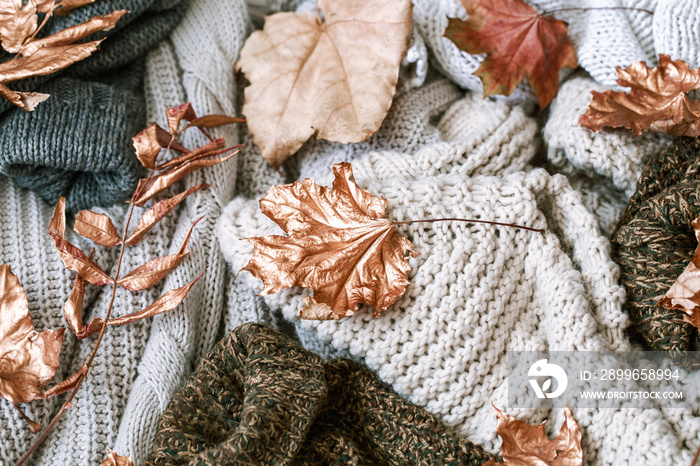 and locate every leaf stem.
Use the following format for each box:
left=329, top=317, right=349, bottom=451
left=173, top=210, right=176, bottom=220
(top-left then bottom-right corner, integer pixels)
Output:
left=393, top=217, right=544, bottom=233
left=692, top=444, right=700, bottom=466
left=542, top=6, right=653, bottom=16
